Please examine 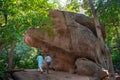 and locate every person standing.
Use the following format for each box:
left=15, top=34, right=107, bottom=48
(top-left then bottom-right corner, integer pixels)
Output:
left=37, top=53, right=44, bottom=73
left=45, top=54, right=52, bottom=74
